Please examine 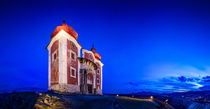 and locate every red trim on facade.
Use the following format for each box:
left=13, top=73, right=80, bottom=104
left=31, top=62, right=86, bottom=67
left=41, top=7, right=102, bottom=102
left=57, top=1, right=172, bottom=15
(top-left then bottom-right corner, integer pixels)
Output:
left=84, top=52, right=94, bottom=62
left=50, top=40, right=59, bottom=85
left=67, top=40, right=78, bottom=85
